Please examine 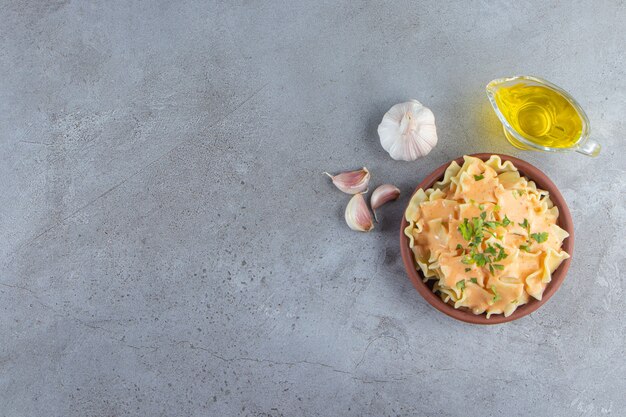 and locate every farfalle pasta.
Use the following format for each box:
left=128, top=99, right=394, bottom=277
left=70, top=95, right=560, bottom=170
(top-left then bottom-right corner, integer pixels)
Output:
left=404, top=155, right=570, bottom=318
